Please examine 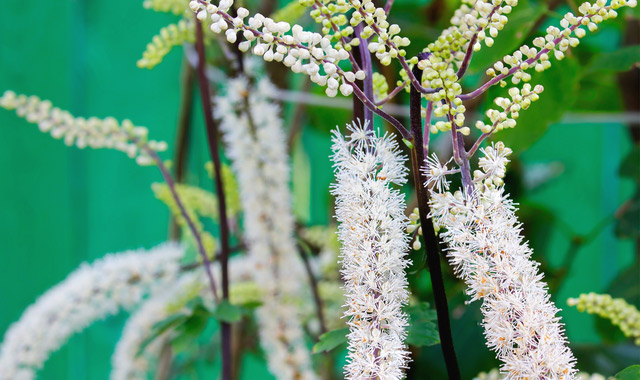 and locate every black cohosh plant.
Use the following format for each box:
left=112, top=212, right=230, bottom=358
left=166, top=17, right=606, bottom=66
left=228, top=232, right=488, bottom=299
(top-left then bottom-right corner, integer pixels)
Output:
left=0, top=0, right=637, bottom=379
